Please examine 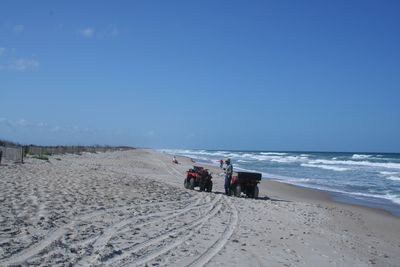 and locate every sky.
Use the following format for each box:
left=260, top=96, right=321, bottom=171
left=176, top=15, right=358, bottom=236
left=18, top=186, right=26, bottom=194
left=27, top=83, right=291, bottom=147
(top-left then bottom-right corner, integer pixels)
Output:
left=1, top=1, right=400, bottom=152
